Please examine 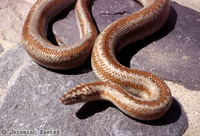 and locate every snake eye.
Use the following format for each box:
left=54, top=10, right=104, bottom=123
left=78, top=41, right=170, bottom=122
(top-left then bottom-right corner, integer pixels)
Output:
left=71, top=94, right=80, bottom=102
